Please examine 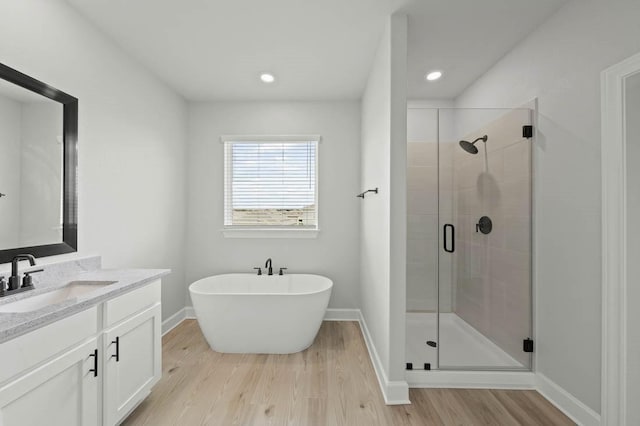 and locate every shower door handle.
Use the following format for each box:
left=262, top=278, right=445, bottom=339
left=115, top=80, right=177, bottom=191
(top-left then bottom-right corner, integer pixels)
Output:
left=444, top=224, right=455, bottom=253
